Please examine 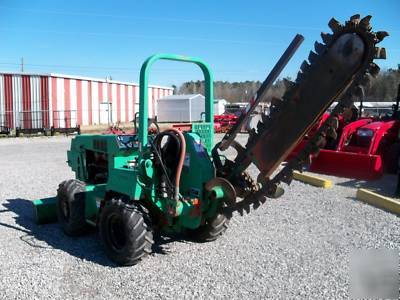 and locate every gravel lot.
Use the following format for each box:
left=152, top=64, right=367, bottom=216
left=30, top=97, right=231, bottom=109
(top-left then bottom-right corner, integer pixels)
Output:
left=0, top=135, right=399, bottom=299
